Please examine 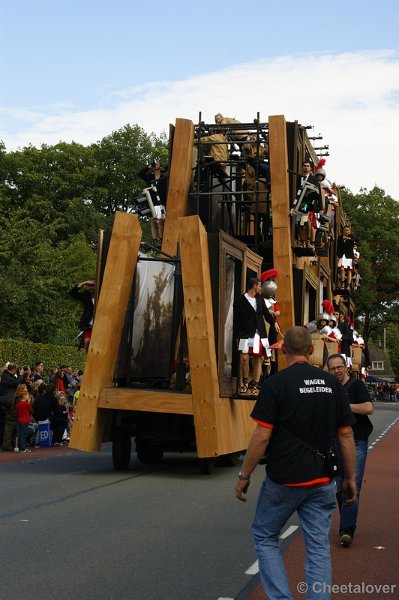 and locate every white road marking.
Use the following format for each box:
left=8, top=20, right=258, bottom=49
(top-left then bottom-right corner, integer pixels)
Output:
left=368, top=417, right=399, bottom=452
left=280, top=525, right=299, bottom=539
left=245, top=560, right=259, bottom=575
left=244, top=525, right=299, bottom=576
